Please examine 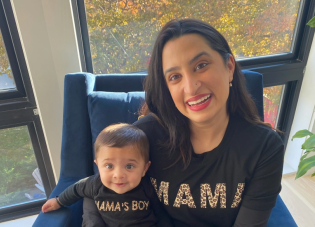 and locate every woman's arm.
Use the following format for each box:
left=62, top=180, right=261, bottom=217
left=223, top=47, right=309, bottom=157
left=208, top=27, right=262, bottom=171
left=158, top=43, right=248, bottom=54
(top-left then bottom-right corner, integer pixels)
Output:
left=234, top=133, right=285, bottom=226
left=233, top=206, right=272, bottom=227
